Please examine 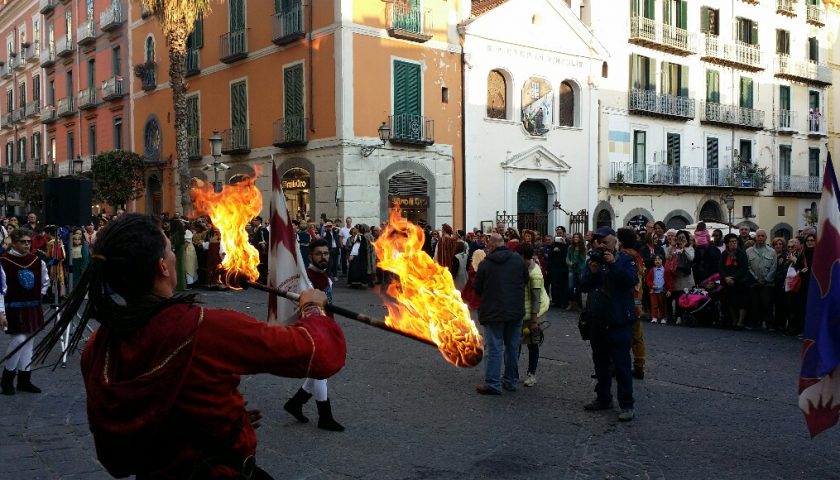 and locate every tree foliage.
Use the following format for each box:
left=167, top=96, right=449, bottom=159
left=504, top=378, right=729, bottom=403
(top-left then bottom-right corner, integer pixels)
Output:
left=91, top=150, right=146, bottom=208
left=12, top=169, right=49, bottom=215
